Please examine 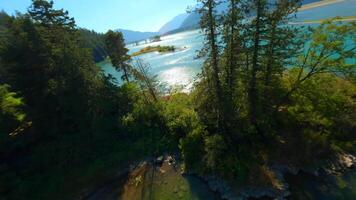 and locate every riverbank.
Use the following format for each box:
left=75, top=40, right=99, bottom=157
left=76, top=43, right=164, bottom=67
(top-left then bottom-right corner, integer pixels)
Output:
left=190, top=153, right=356, bottom=200
left=298, top=0, right=345, bottom=11
left=289, top=16, right=356, bottom=25
left=84, top=155, right=219, bottom=200
left=82, top=153, right=356, bottom=200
